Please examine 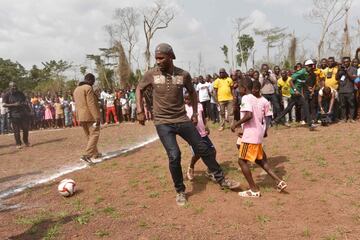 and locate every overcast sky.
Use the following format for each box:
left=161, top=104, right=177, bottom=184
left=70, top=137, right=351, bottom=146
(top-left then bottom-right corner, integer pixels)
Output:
left=0, top=0, right=359, bottom=76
